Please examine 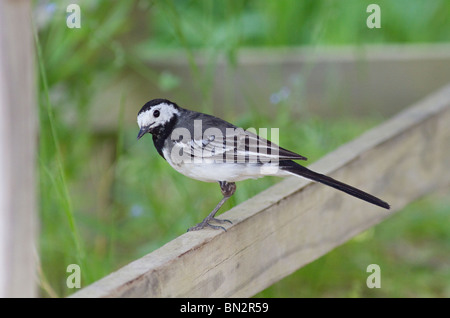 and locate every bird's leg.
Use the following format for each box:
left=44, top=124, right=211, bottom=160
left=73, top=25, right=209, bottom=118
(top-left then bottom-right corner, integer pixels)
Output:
left=210, top=181, right=235, bottom=225
left=187, top=181, right=236, bottom=232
